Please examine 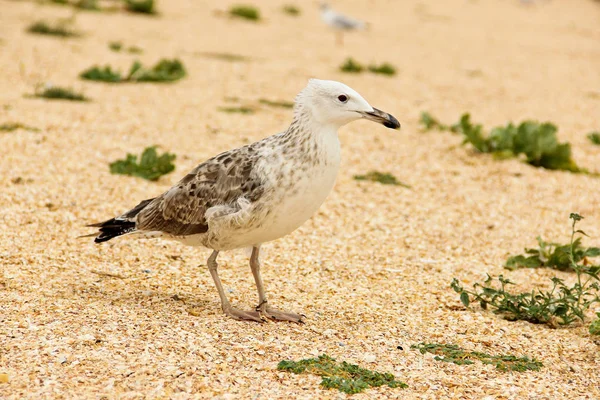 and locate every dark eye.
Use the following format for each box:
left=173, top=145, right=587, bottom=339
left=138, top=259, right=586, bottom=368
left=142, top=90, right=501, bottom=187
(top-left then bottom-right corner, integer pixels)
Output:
left=337, top=94, right=348, bottom=103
